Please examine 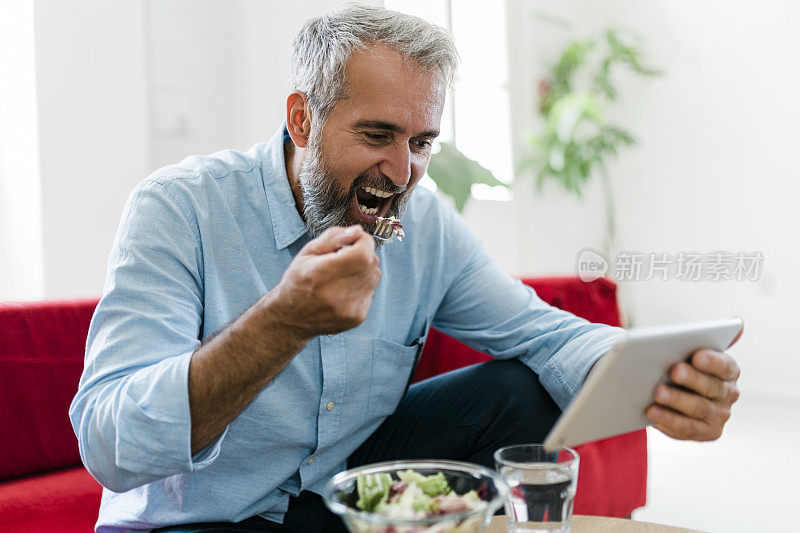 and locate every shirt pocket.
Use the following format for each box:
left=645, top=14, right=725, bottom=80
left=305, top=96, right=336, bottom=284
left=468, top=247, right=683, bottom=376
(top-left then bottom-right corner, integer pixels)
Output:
left=366, top=338, right=420, bottom=421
